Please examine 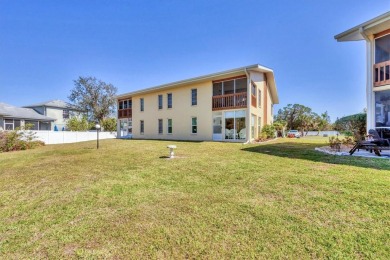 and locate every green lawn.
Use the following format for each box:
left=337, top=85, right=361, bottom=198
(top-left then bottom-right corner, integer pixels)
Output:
left=0, top=138, right=389, bottom=258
